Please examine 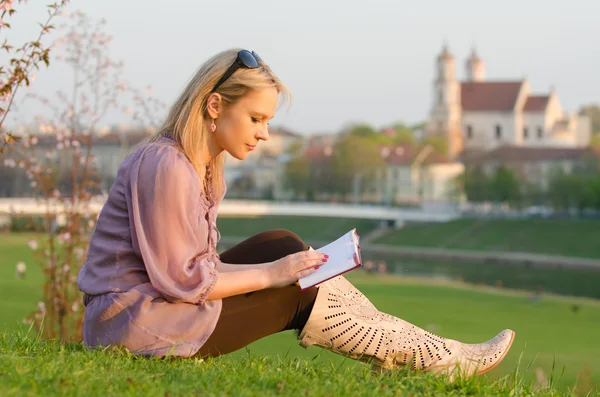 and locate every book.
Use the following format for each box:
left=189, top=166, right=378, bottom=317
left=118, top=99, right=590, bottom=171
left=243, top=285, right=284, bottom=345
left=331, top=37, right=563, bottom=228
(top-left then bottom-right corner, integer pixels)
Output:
left=298, top=229, right=362, bottom=290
